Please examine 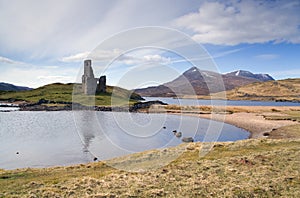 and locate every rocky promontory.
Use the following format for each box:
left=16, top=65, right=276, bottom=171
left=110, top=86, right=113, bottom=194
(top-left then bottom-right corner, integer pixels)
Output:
left=1, top=99, right=167, bottom=112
